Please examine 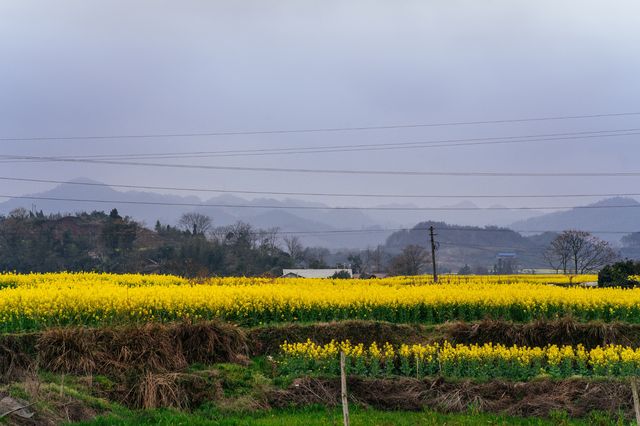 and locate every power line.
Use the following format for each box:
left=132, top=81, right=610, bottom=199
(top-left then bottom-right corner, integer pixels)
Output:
left=4, top=154, right=640, bottom=177
left=2, top=111, right=639, bottom=142
left=0, top=213, right=629, bottom=237
left=3, top=176, right=640, bottom=199
left=2, top=193, right=640, bottom=211
left=438, top=241, right=526, bottom=253
left=2, top=127, right=639, bottom=162
left=0, top=205, right=633, bottom=236
left=259, top=227, right=636, bottom=236
left=400, top=226, right=636, bottom=235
